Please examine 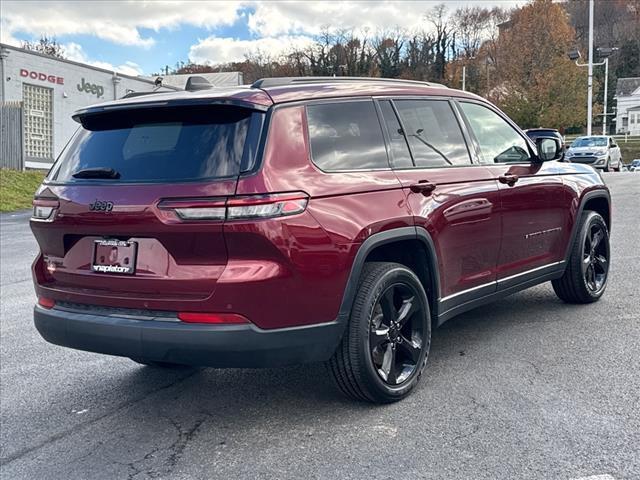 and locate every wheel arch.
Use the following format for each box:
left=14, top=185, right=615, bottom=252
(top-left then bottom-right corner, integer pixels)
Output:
left=337, top=227, right=441, bottom=325
left=563, top=189, right=611, bottom=263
